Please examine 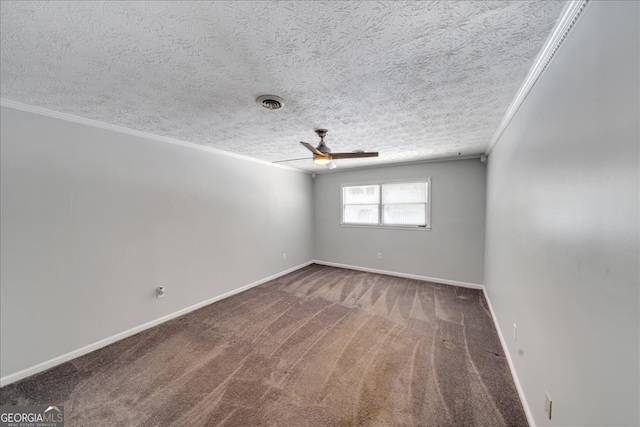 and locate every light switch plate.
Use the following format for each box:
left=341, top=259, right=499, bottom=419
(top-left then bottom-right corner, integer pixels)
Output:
left=545, top=391, right=552, bottom=420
